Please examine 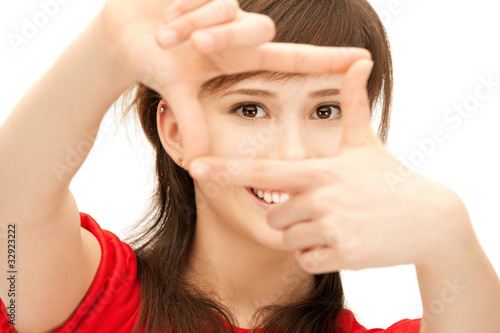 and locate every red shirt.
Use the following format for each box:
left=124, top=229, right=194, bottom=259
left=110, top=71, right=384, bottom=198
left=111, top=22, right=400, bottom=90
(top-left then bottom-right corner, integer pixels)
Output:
left=0, top=213, right=421, bottom=332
